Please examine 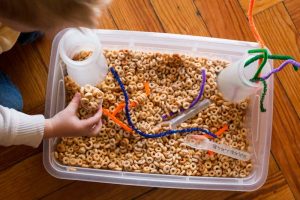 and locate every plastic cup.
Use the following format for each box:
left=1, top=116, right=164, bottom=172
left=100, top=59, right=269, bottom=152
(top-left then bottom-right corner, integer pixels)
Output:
left=217, top=54, right=263, bottom=102
left=58, top=28, right=108, bottom=86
